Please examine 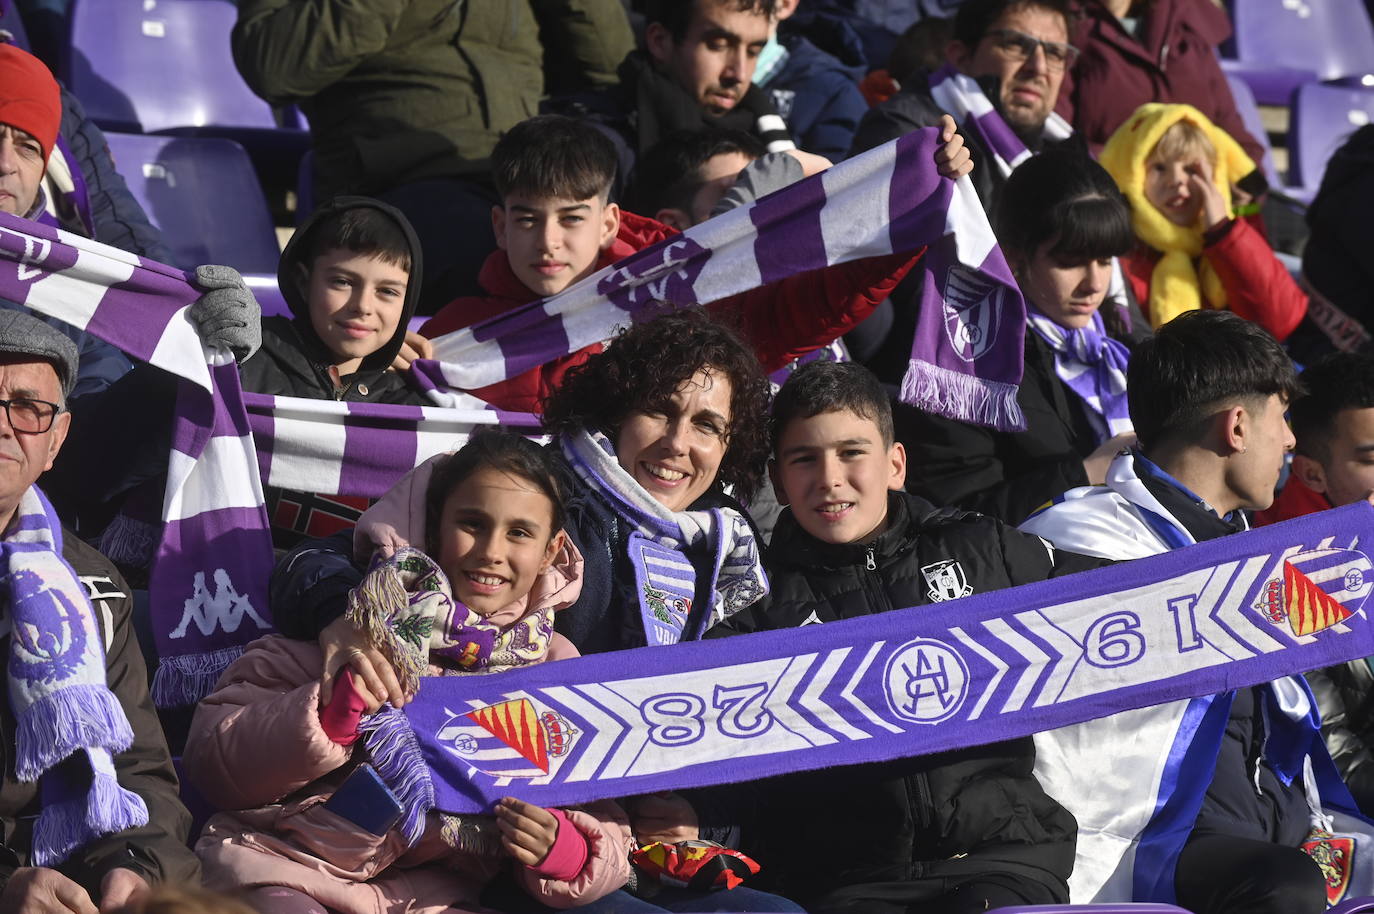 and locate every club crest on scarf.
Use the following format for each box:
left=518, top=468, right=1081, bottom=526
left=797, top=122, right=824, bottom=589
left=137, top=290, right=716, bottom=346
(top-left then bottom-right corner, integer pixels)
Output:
left=631, top=535, right=696, bottom=646
left=437, top=697, right=581, bottom=778
left=1250, top=548, right=1372, bottom=638
left=942, top=264, right=1005, bottom=362
left=597, top=234, right=711, bottom=312
left=1302, top=828, right=1356, bottom=905
left=8, top=568, right=89, bottom=684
